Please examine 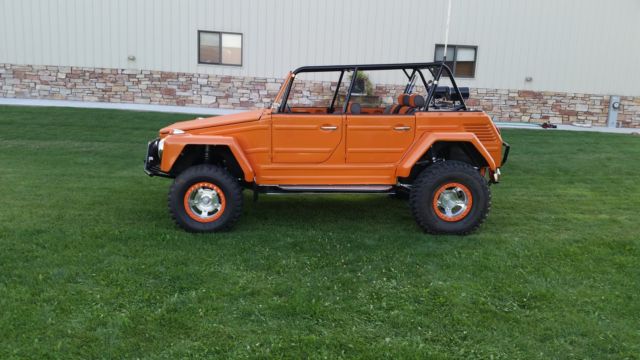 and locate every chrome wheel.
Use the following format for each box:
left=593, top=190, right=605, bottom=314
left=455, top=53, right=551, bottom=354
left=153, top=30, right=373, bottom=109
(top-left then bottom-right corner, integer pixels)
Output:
left=184, top=182, right=226, bottom=221
left=432, top=182, right=473, bottom=222
left=188, top=187, right=221, bottom=218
